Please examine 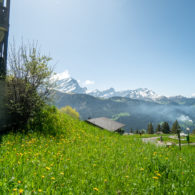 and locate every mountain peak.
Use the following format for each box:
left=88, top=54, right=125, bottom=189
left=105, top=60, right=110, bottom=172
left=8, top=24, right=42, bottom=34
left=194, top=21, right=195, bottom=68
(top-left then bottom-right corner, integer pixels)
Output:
left=53, top=73, right=160, bottom=99
left=53, top=71, right=86, bottom=94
